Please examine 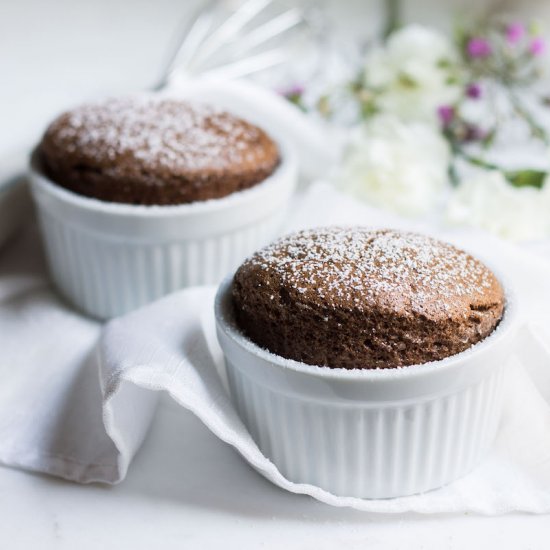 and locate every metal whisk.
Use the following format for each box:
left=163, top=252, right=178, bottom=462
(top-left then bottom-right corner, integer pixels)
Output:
left=154, top=0, right=323, bottom=89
